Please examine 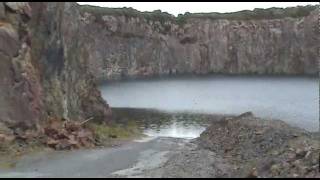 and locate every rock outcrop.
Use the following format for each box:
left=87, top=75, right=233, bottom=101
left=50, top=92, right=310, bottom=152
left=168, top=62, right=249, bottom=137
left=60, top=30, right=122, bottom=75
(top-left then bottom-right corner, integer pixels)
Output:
left=0, top=2, right=111, bottom=130
left=0, top=2, right=318, bottom=129
left=79, top=5, right=319, bottom=80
